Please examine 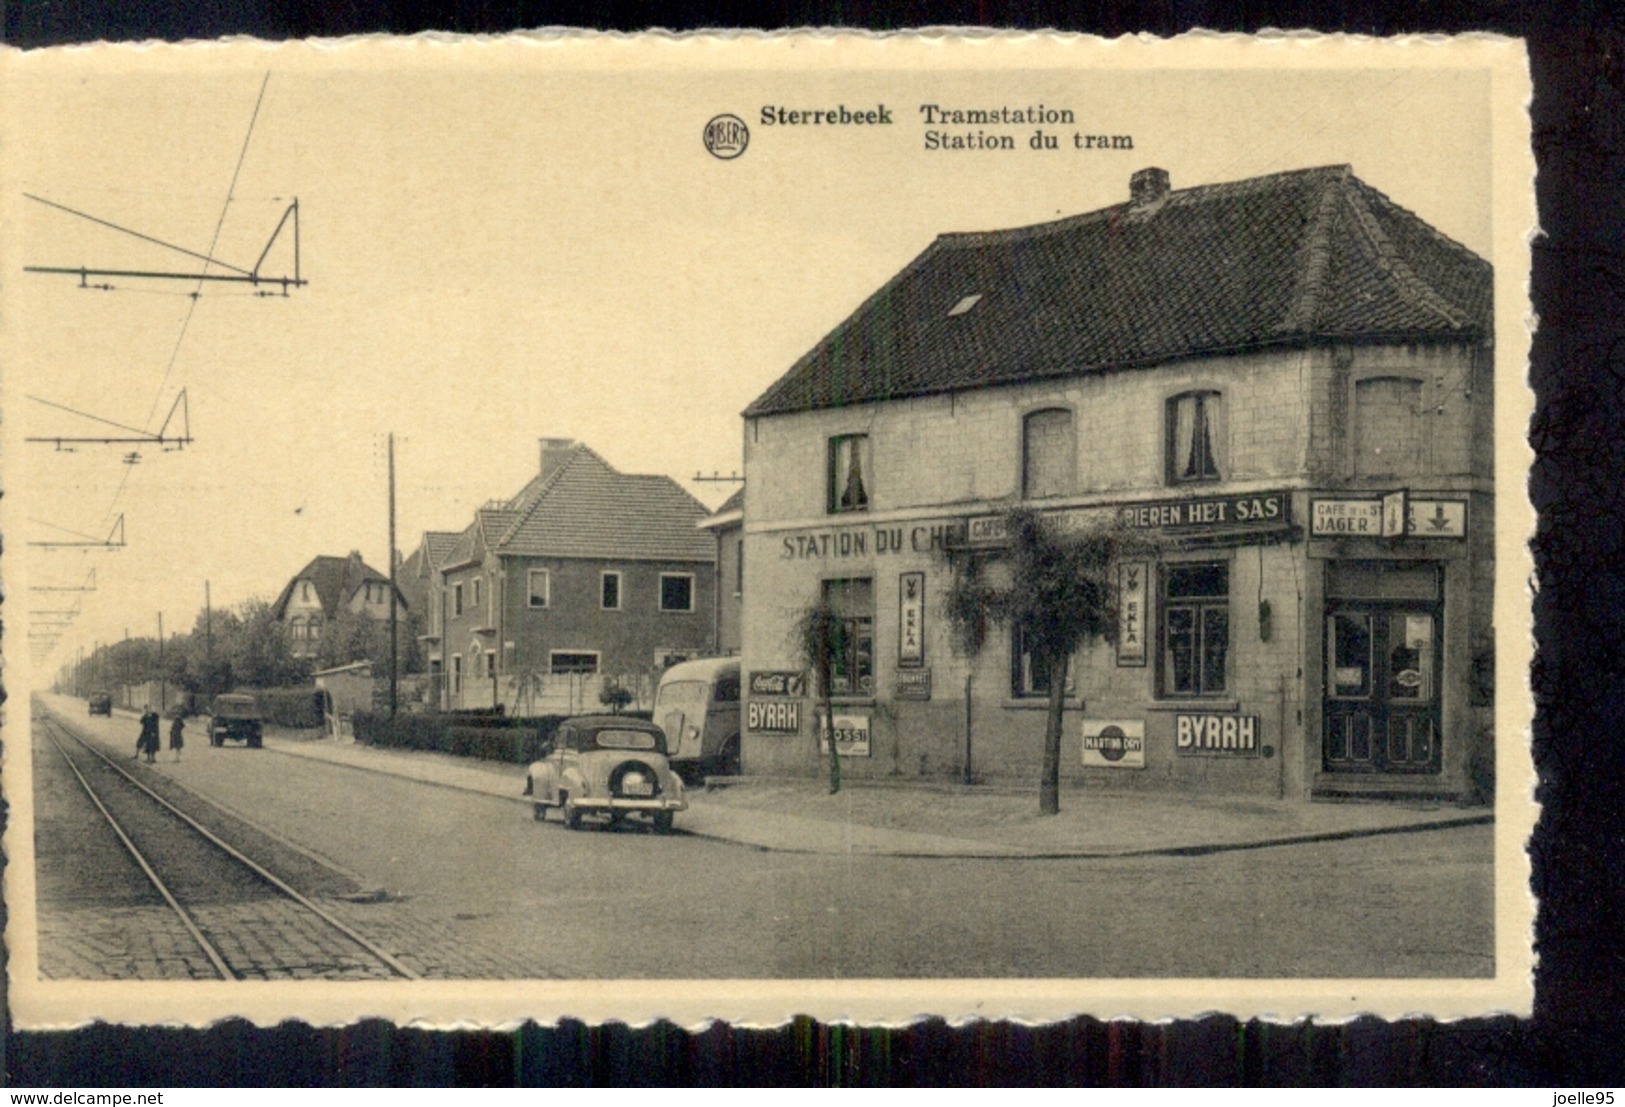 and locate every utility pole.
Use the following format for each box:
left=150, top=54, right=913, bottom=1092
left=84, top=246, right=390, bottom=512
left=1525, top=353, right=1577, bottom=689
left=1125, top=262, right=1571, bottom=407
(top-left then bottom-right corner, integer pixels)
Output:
left=205, top=580, right=214, bottom=700
left=388, top=432, right=398, bottom=717
left=157, top=611, right=166, bottom=714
